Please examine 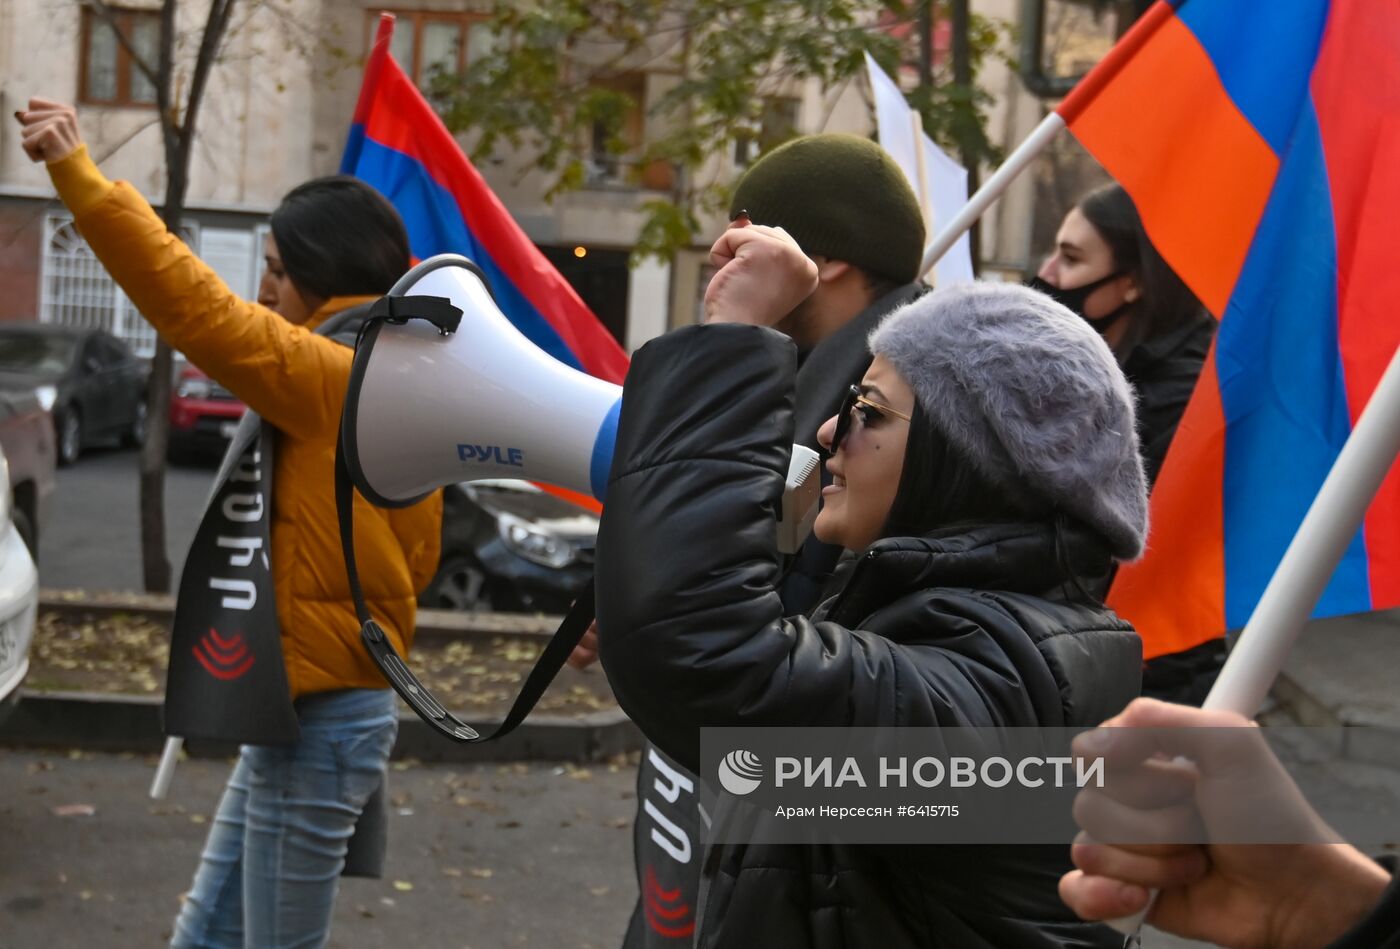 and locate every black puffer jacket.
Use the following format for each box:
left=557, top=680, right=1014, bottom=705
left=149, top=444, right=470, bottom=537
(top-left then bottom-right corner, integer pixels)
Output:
left=596, top=324, right=1143, bottom=949
left=1120, top=315, right=1216, bottom=487
left=1119, top=315, right=1225, bottom=704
